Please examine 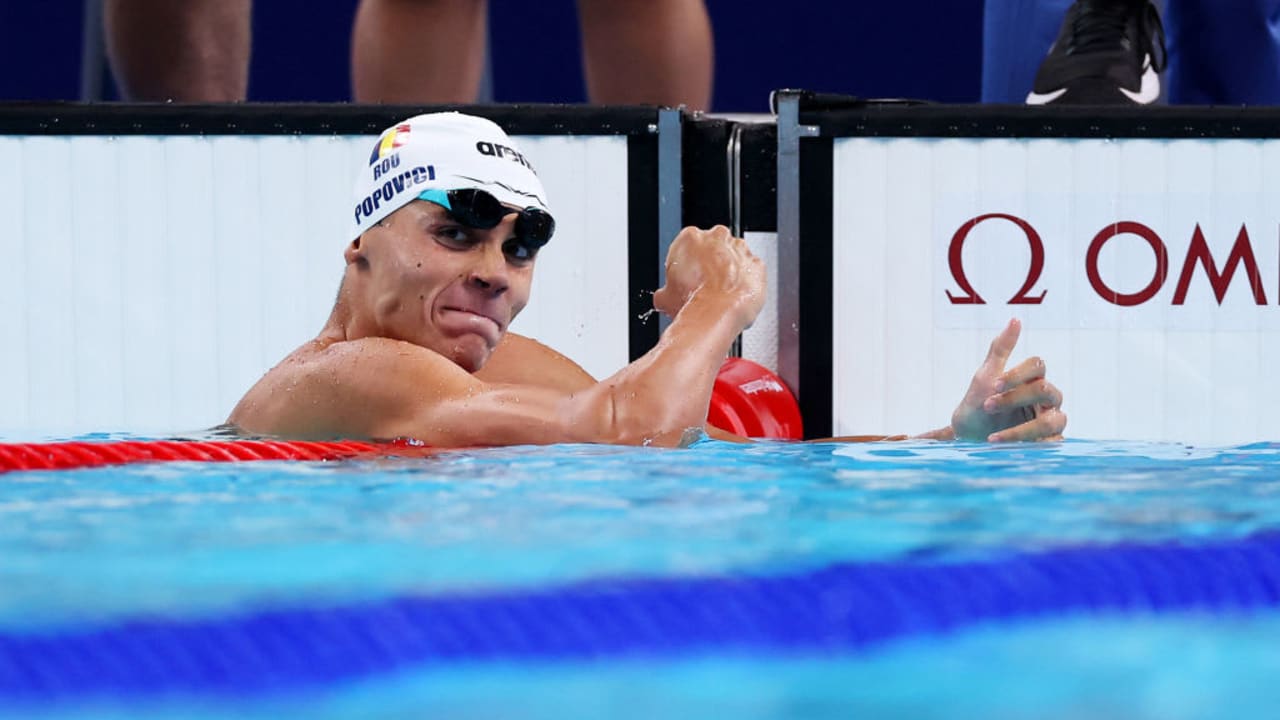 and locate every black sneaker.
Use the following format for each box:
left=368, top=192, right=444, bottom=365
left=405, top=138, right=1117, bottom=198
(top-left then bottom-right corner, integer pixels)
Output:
left=1026, top=0, right=1167, bottom=105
